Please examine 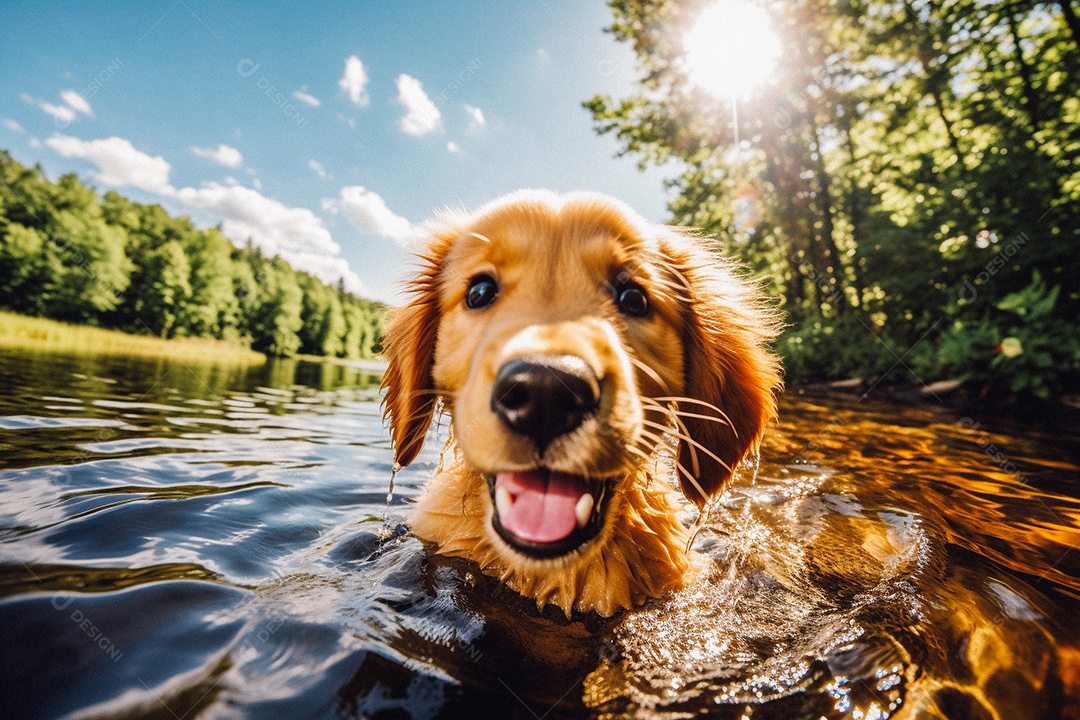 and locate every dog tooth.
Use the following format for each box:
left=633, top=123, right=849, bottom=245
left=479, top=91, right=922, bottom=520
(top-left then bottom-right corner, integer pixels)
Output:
left=575, top=493, right=594, bottom=529
left=495, top=486, right=513, bottom=517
